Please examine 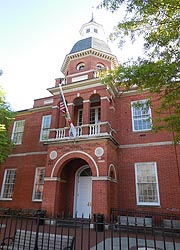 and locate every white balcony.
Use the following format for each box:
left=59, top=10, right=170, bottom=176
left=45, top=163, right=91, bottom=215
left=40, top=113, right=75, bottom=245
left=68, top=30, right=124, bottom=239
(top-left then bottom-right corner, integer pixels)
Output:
left=46, top=122, right=117, bottom=142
